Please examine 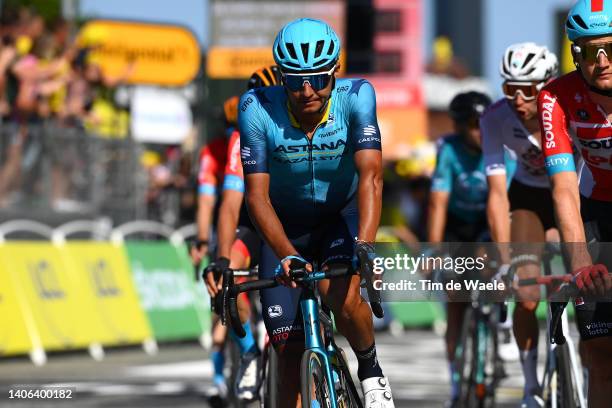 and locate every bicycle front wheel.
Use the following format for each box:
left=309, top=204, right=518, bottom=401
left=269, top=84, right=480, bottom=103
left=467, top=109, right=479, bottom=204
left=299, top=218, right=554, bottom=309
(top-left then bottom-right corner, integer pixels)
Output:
left=301, top=350, right=333, bottom=408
